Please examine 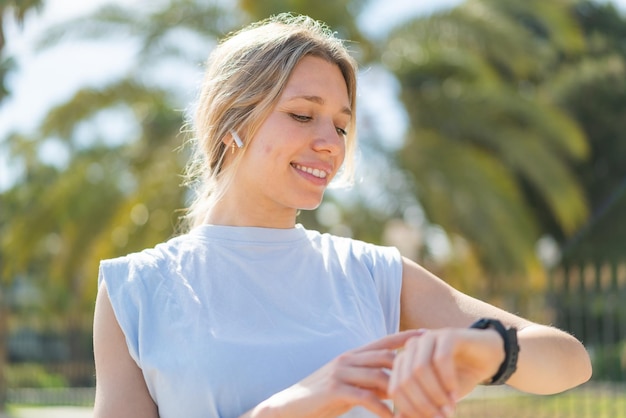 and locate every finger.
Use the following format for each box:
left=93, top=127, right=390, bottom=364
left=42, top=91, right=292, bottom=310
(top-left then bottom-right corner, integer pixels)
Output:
left=387, top=337, right=412, bottom=394
left=391, top=348, right=438, bottom=417
left=388, top=333, right=433, bottom=394
left=331, top=349, right=398, bottom=401
left=431, top=334, right=460, bottom=402
left=355, top=329, right=426, bottom=353
left=389, top=335, right=445, bottom=416
left=349, top=349, right=397, bottom=370
left=412, top=334, right=457, bottom=409
left=389, top=333, right=455, bottom=416
left=392, top=381, right=441, bottom=418
left=338, top=349, right=398, bottom=397
left=337, top=364, right=392, bottom=397
left=341, top=385, right=394, bottom=418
